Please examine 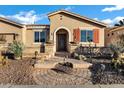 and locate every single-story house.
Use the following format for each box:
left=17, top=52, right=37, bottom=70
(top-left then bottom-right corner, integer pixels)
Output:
left=0, top=10, right=108, bottom=57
